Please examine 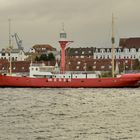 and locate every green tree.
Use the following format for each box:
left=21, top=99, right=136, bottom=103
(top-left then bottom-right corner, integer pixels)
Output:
left=133, top=59, right=140, bottom=70
left=39, top=54, right=48, bottom=61
left=35, top=56, right=39, bottom=61
left=48, top=53, right=55, bottom=61
left=35, top=53, right=55, bottom=61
